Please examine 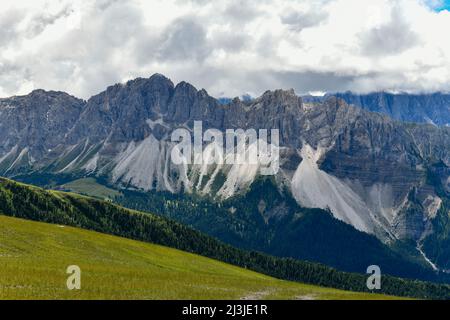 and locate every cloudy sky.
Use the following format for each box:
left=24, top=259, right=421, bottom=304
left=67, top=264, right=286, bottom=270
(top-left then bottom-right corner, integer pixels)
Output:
left=1, top=0, right=450, bottom=99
